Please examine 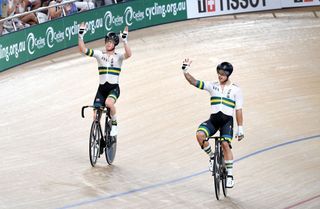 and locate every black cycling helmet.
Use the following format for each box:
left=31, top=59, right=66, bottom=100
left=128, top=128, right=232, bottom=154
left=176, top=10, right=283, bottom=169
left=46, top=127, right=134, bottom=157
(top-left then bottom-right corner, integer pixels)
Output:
left=105, top=32, right=119, bottom=46
left=216, top=62, right=233, bottom=77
